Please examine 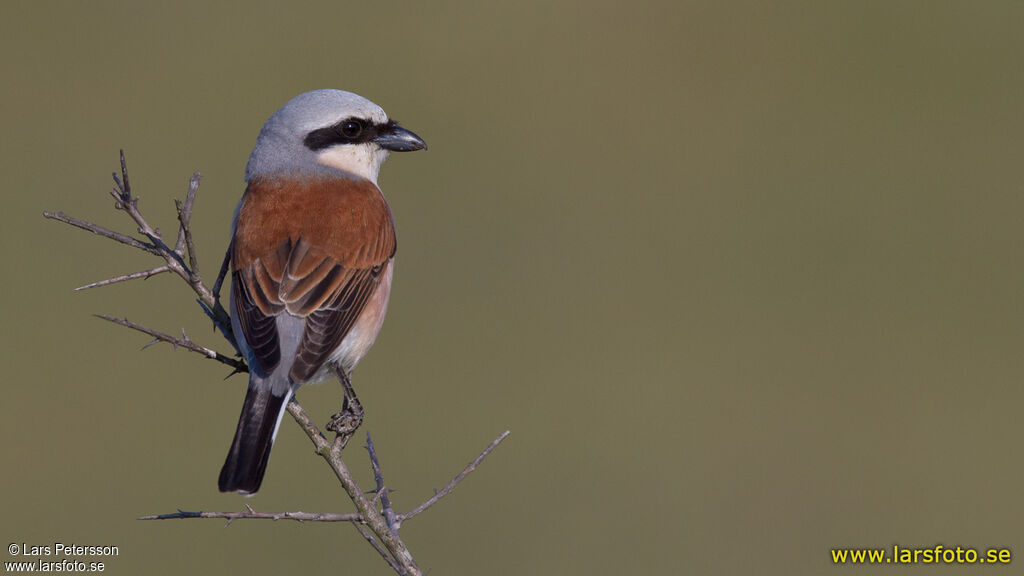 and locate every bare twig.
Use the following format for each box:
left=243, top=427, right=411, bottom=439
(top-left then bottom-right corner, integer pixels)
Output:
left=41, top=210, right=162, bottom=256
left=174, top=173, right=201, bottom=261
left=139, top=508, right=361, bottom=523
left=175, top=174, right=200, bottom=252
left=354, top=523, right=405, bottom=575
left=397, top=430, right=512, bottom=528
left=75, top=265, right=171, bottom=291
left=366, top=433, right=398, bottom=535
left=111, top=151, right=167, bottom=248
left=94, top=314, right=246, bottom=373
left=143, top=429, right=513, bottom=528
